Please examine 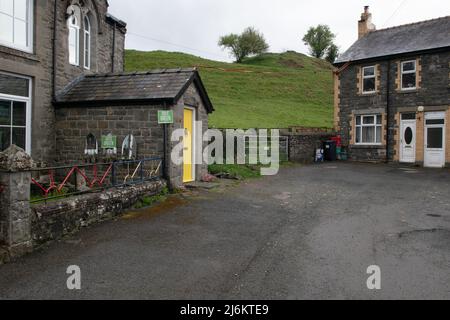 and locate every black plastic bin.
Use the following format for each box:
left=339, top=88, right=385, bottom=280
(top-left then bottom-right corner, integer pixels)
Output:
left=323, top=140, right=337, bottom=161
